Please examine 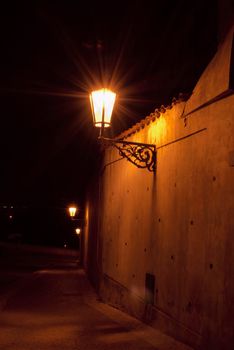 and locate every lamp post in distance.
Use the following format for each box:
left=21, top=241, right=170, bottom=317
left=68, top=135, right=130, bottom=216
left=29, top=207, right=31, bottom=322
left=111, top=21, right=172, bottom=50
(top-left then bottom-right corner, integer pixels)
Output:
left=68, top=206, right=77, bottom=219
left=75, top=228, right=81, bottom=235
